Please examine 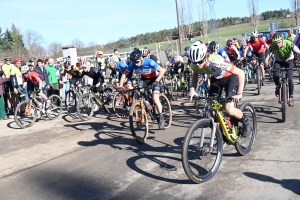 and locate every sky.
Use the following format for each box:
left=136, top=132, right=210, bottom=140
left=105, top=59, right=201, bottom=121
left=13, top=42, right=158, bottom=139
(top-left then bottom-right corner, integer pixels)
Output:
left=0, top=0, right=290, bottom=49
